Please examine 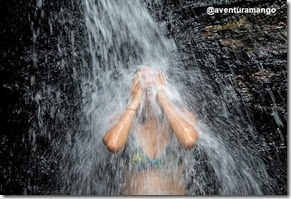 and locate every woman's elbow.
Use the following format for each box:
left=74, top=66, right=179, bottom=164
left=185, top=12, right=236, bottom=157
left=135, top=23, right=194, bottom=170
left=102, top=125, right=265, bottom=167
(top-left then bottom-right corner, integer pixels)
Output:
left=183, top=138, right=196, bottom=149
left=107, top=142, right=120, bottom=153
left=183, top=129, right=199, bottom=149
left=102, top=136, right=119, bottom=153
